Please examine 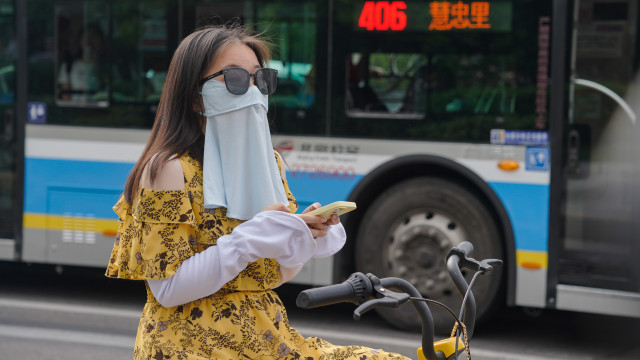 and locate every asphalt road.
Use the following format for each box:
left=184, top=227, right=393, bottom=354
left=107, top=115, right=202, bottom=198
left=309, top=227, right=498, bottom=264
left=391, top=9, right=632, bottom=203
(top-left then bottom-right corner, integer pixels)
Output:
left=1, top=261, right=639, bottom=360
